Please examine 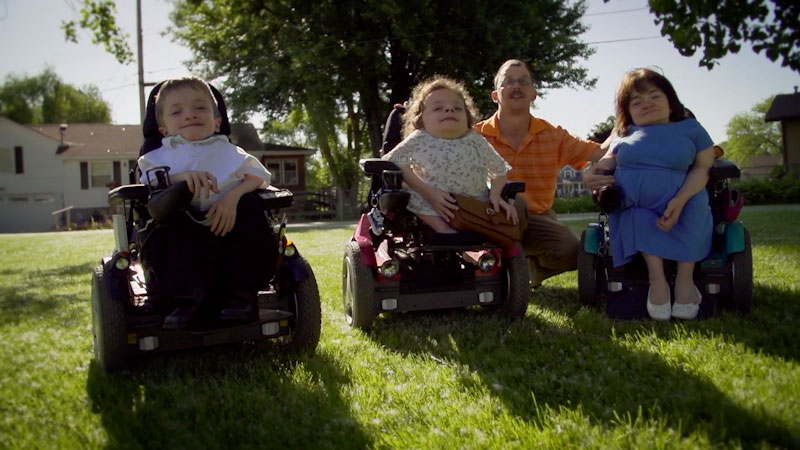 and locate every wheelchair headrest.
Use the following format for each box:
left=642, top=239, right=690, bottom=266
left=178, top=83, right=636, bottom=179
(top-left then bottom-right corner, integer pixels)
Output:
left=381, top=105, right=406, bottom=155
left=139, top=80, right=232, bottom=156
